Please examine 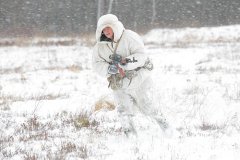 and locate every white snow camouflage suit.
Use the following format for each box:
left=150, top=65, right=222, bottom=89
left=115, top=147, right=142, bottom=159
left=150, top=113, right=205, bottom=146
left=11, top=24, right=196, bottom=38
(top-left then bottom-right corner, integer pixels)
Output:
left=92, top=14, right=167, bottom=131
